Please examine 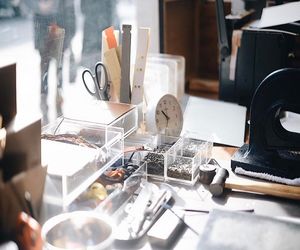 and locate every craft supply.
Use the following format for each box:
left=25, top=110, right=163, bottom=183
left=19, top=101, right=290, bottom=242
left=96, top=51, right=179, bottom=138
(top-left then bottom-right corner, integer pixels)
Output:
left=147, top=209, right=185, bottom=248
left=42, top=117, right=124, bottom=206
left=199, top=163, right=217, bottom=185
left=99, top=163, right=140, bottom=186
left=86, top=182, right=108, bottom=201
left=42, top=211, right=114, bottom=249
left=72, top=153, right=143, bottom=210
left=162, top=203, right=199, bottom=236
left=144, top=144, right=172, bottom=177
left=104, top=48, right=121, bottom=101
left=102, top=168, right=125, bottom=183
left=167, top=158, right=193, bottom=181
left=197, top=209, right=300, bottom=250
left=199, top=159, right=219, bottom=185
left=126, top=182, right=154, bottom=236
left=102, top=27, right=121, bottom=101
left=16, top=212, right=42, bottom=250
left=105, top=183, right=123, bottom=194
left=82, top=62, right=110, bottom=101
left=101, top=27, right=120, bottom=61
left=120, top=24, right=132, bottom=103
left=99, top=172, right=145, bottom=216
left=131, top=27, right=150, bottom=105
left=105, top=26, right=118, bottom=49
left=181, top=139, right=203, bottom=157
left=177, top=207, right=254, bottom=213
left=114, top=184, right=173, bottom=245
left=41, top=133, right=100, bottom=149
left=165, top=137, right=212, bottom=185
